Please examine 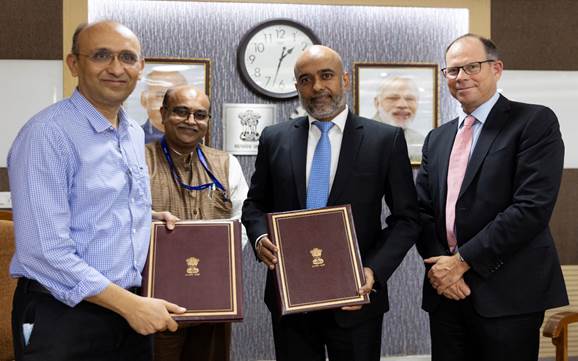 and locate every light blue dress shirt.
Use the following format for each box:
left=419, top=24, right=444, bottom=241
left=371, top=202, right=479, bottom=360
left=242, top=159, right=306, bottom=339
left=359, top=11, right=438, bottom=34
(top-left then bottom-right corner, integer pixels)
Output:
left=8, top=90, right=152, bottom=307
left=456, top=91, right=500, bottom=159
